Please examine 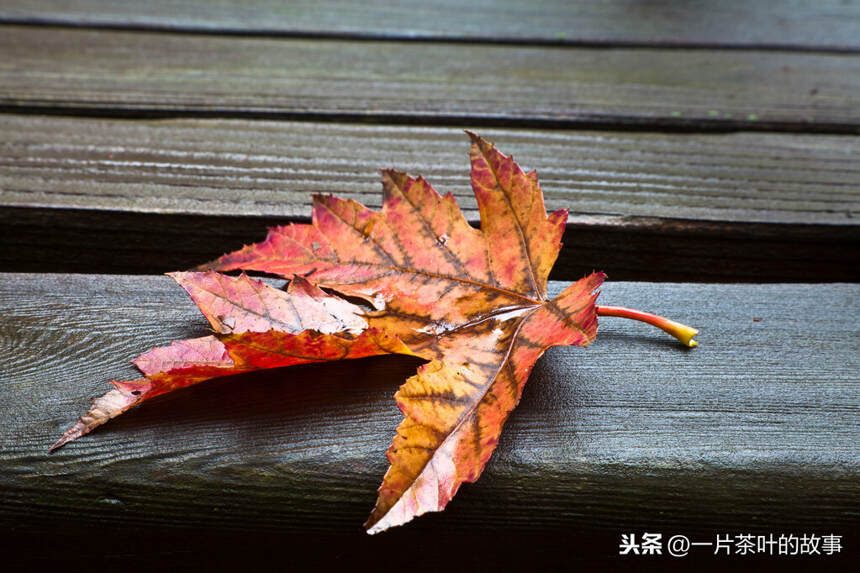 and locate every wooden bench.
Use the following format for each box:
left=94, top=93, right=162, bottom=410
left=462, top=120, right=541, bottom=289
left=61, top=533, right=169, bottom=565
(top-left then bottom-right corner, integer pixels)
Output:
left=1, top=1, right=858, bottom=569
